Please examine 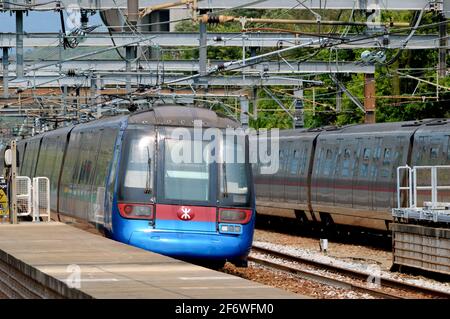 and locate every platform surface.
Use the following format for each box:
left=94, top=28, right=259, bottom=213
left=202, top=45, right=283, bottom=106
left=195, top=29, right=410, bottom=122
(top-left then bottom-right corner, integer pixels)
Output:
left=0, top=222, right=301, bottom=299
